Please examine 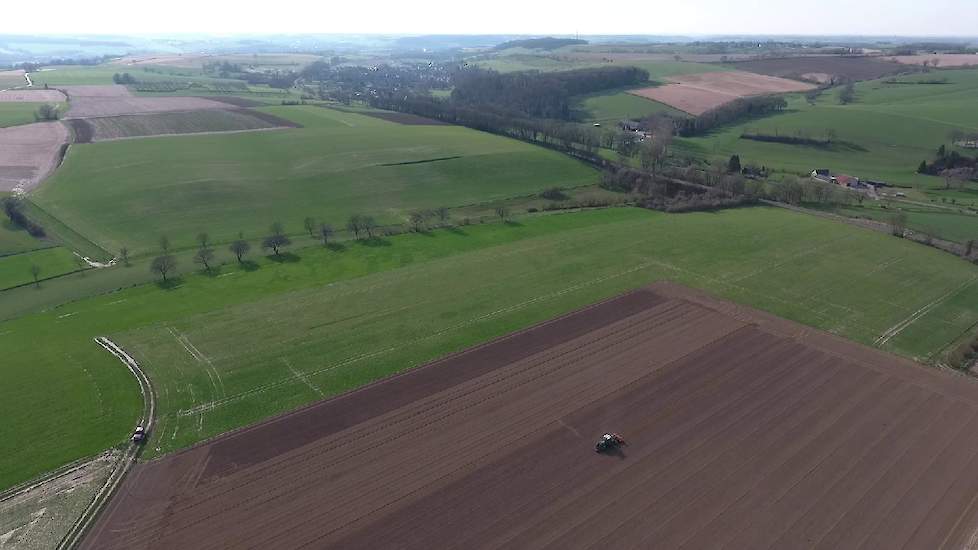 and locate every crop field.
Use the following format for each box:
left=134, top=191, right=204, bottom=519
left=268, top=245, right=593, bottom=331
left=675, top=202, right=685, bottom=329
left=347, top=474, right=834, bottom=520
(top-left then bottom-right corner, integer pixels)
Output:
left=0, top=121, right=68, bottom=192
left=0, top=89, right=67, bottom=102
left=83, top=282, right=978, bottom=549
left=0, top=69, right=27, bottom=88
left=65, top=93, right=236, bottom=118
left=66, top=109, right=296, bottom=142
left=6, top=206, right=978, bottom=494
left=629, top=71, right=814, bottom=115
left=32, top=105, right=597, bottom=255
left=889, top=54, right=978, bottom=67
left=26, top=65, right=251, bottom=88
left=733, top=56, right=905, bottom=82
left=679, top=68, right=978, bottom=187
left=0, top=246, right=80, bottom=290
left=112, top=52, right=325, bottom=69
